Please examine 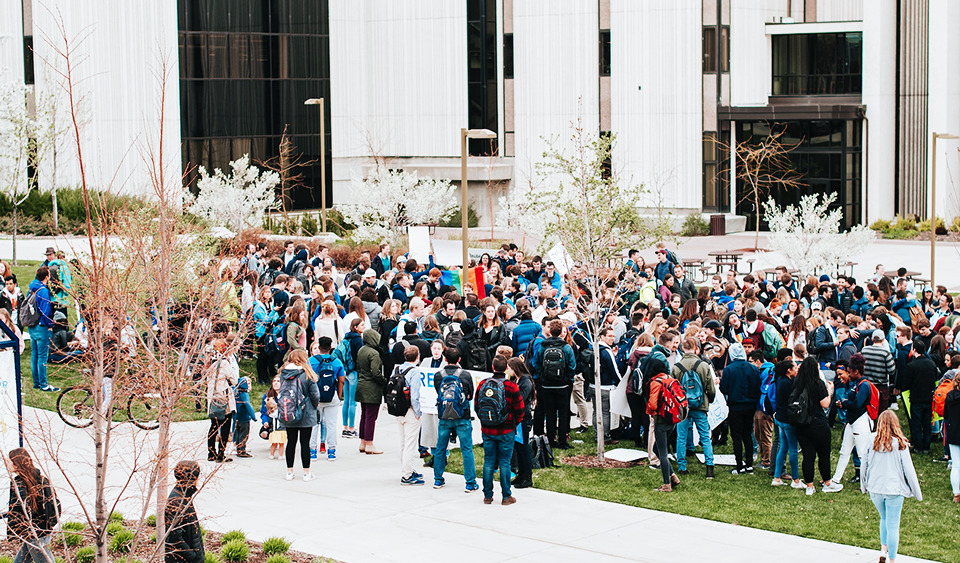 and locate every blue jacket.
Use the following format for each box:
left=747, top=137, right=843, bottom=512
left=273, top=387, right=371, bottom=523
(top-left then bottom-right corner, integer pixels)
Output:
left=539, top=272, right=562, bottom=292
left=720, top=347, right=761, bottom=412
left=851, top=297, right=872, bottom=318
left=253, top=302, right=277, bottom=339
left=814, top=325, right=839, bottom=366
left=391, top=284, right=409, bottom=305
left=532, top=337, right=577, bottom=385
left=234, top=378, right=258, bottom=423
left=654, top=261, right=672, bottom=283
left=511, top=320, right=541, bottom=357
left=840, top=378, right=873, bottom=422
left=27, top=279, right=54, bottom=327
left=892, top=296, right=917, bottom=326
